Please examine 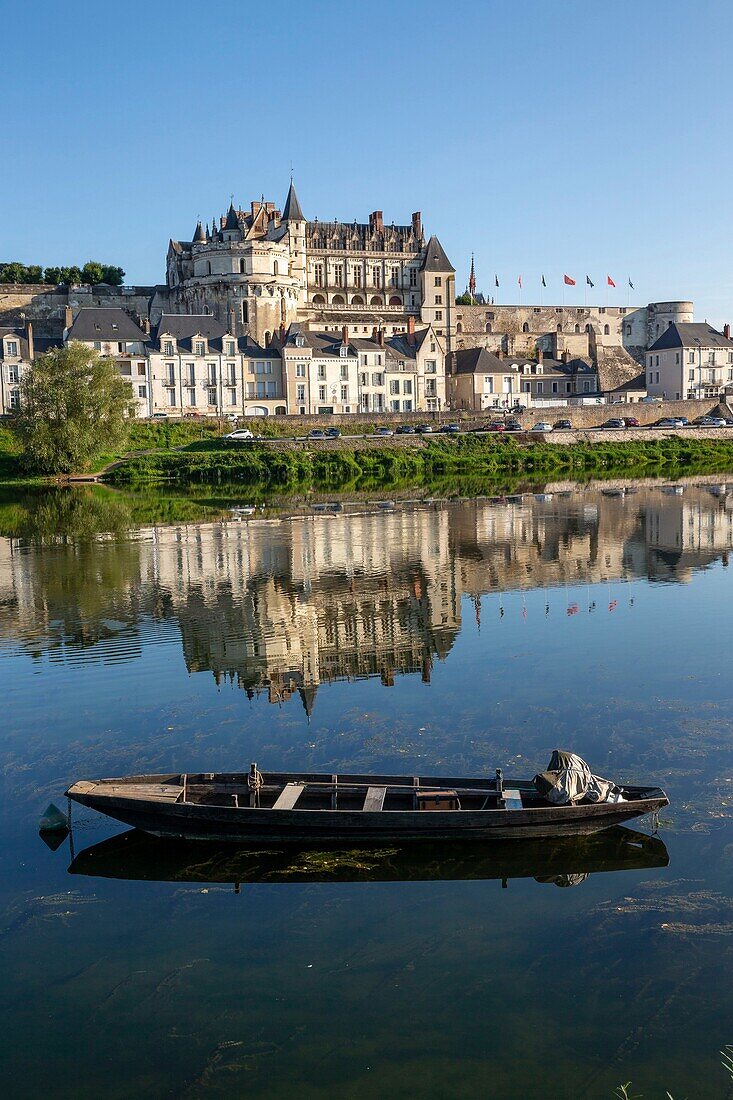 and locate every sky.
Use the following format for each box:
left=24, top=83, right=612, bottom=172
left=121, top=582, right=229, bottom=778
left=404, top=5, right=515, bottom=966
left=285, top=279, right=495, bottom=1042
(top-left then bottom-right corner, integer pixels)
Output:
left=3, top=0, right=733, bottom=325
